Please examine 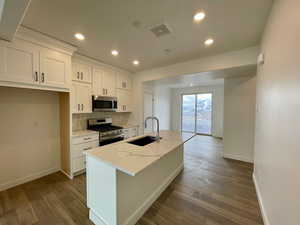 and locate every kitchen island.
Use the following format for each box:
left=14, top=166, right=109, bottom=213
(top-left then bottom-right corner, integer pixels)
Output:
left=85, top=131, right=195, bottom=225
